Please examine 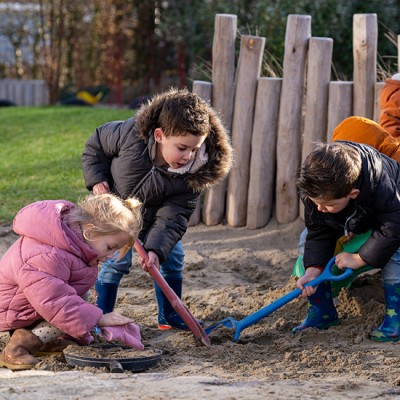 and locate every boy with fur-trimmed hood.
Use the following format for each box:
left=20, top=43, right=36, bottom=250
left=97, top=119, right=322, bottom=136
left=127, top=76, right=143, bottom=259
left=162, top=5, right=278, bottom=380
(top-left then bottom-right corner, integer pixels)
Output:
left=82, top=88, right=233, bottom=330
